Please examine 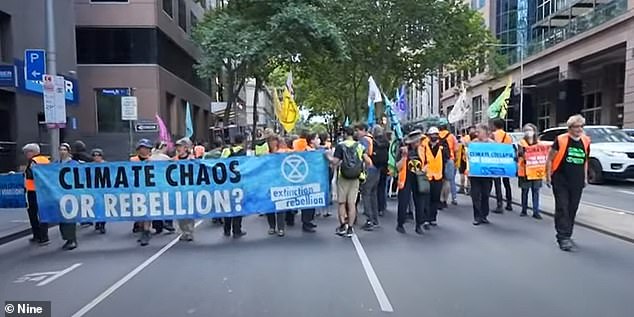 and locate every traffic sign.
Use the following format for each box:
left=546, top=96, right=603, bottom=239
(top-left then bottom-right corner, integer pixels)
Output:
left=42, top=74, right=67, bottom=127
left=121, top=96, right=138, bottom=121
left=135, top=122, right=159, bottom=133
left=24, top=49, right=46, bottom=81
